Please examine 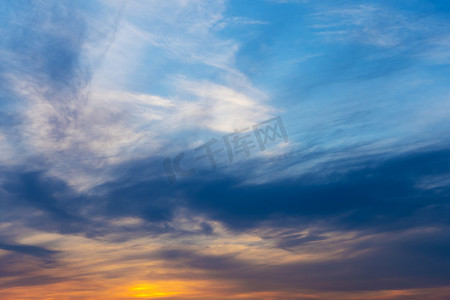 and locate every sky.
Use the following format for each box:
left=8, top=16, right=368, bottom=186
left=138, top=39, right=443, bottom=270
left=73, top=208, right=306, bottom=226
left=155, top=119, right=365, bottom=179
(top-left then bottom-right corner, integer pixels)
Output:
left=0, top=0, right=449, bottom=299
